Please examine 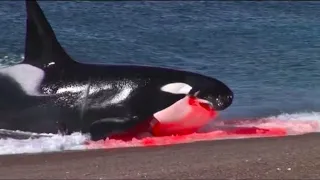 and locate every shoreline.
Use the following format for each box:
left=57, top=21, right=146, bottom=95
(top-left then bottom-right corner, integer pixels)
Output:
left=1, top=133, right=319, bottom=179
